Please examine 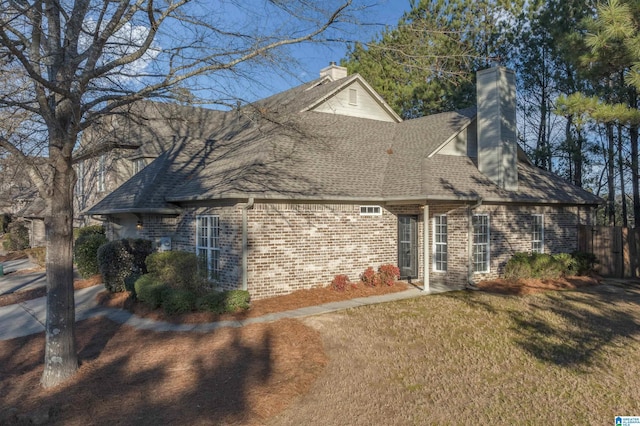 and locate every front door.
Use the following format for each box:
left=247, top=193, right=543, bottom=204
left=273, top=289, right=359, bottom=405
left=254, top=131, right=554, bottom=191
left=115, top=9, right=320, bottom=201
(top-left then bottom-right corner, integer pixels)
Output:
left=398, top=215, right=418, bottom=279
